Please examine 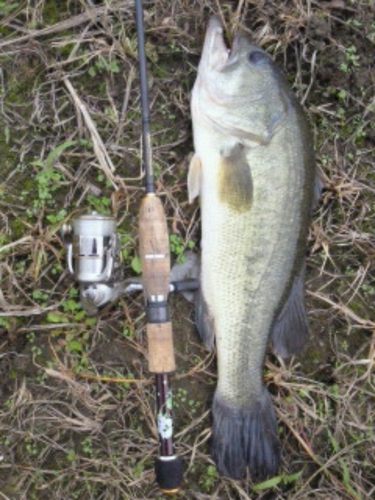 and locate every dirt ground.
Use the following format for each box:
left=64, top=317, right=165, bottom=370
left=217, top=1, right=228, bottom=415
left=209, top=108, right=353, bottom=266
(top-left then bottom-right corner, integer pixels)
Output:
left=0, top=1, right=374, bottom=499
